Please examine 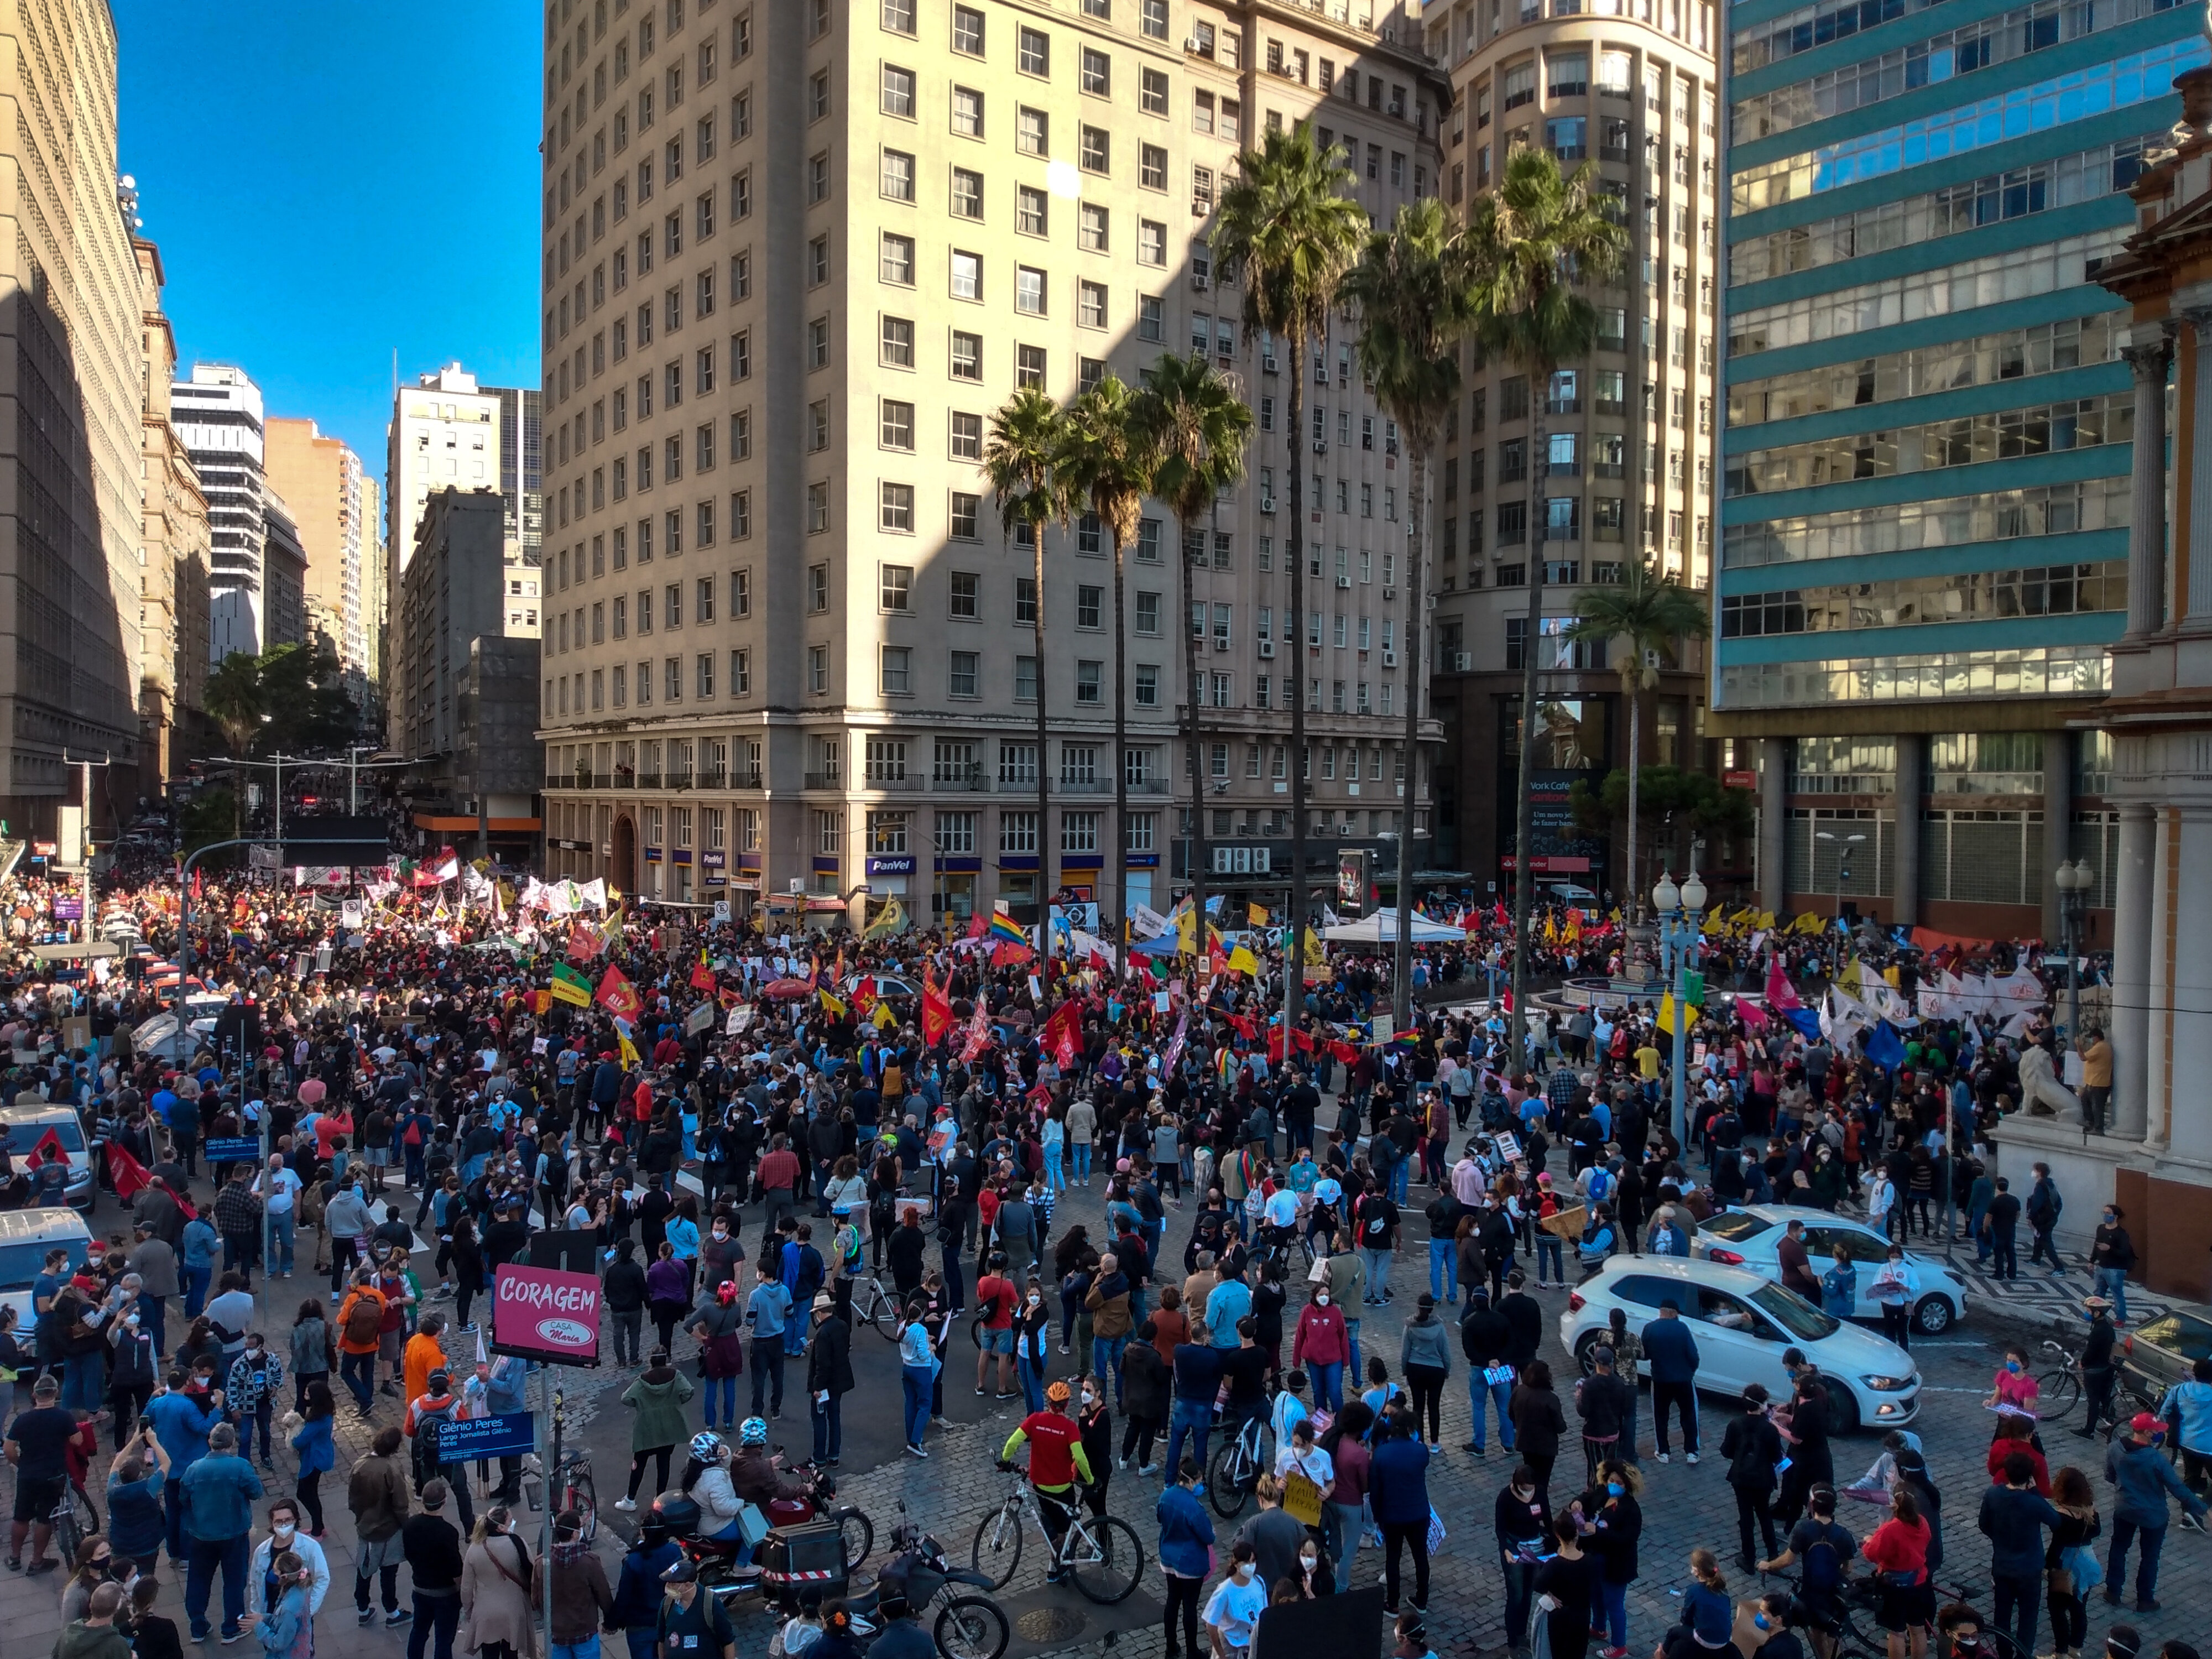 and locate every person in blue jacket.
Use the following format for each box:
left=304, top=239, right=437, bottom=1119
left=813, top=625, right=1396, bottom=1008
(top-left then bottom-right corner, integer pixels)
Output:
left=609, top=1518, right=684, bottom=1659
left=148, top=1367, right=221, bottom=1563
left=1156, top=1455, right=1216, bottom=1659
left=1640, top=1301, right=1703, bottom=1462
left=289, top=1380, right=336, bottom=1536
left=1370, top=1406, right=1434, bottom=1616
